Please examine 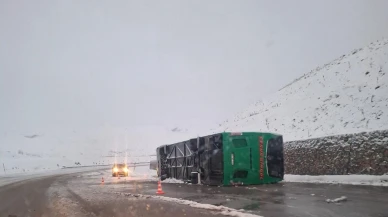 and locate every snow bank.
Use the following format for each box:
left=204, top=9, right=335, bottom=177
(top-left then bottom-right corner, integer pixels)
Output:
left=118, top=192, right=261, bottom=217
left=162, top=178, right=185, bottom=184
left=283, top=174, right=388, bottom=186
